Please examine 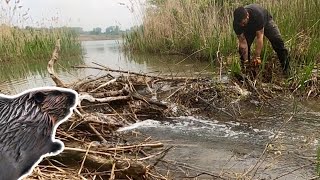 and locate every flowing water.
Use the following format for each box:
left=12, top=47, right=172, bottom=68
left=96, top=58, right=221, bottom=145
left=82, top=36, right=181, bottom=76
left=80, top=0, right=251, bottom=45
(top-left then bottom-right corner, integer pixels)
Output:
left=0, top=40, right=319, bottom=179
